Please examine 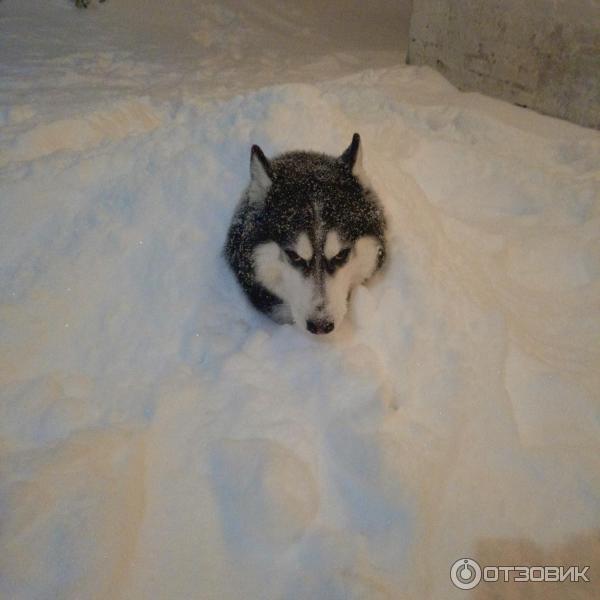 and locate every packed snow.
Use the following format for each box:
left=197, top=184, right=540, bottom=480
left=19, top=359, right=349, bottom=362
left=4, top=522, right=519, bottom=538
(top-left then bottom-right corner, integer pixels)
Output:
left=1, top=1, right=599, bottom=599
